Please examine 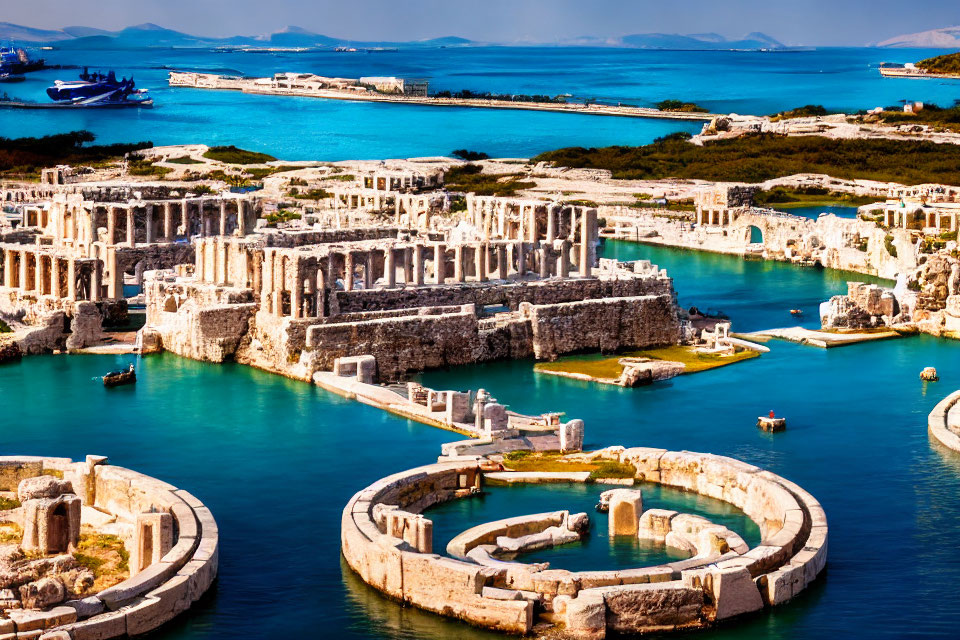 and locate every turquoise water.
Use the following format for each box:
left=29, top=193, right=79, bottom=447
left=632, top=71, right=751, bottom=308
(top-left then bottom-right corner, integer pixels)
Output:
left=3, top=46, right=959, bottom=159
left=3, top=239, right=960, bottom=638
left=773, top=205, right=860, bottom=219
